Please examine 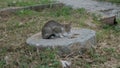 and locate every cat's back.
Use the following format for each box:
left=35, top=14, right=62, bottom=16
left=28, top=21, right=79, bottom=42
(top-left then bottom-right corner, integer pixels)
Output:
left=42, top=20, right=62, bottom=39
left=43, top=20, right=62, bottom=27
